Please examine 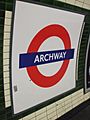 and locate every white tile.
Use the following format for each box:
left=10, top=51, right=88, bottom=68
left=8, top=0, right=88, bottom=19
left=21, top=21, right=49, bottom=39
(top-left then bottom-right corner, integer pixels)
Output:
left=72, top=97, right=80, bottom=104
left=4, top=89, right=10, bottom=96
left=4, top=83, right=10, bottom=90
left=4, top=33, right=10, bottom=39
left=23, top=116, right=29, bottom=120
left=47, top=111, right=57, bottom=119
left=57, top=107, right=65, bottom=114
left=36, top=112, right=47, bottom=120
left=5, top=101, right=11, bottom=108
left=72, top=103, right=79, bottom=108
left=64, top=98, right=72, bottom=105
left=78, top=99, right=84, bottom=105
left=56, top=99, right=65, bottom=106
left=71, top=91, right=78, bottom=97
left=76, top=89, right=83, bottom=94
left=5, top=11, right=12, bottom=18
left=36, top=107, right=46, bottom=115
left=50, top=115, right=57, bottom=120
left=3, top=59, right=9, bottom=65
left=3, top=71, right=9, bottom=78
left=47, top=107, right=56, bottom=115
left=84, top=0, right=90, bottom=4
left=72, top=100, right=81, bottom=108
left=84, top=95, right=90, bottom=101
left=79, top=88, right=84, bottom=93
left=75, top=1, right=83, bottom=7
left=71, top=91, right=83, bottom=101
left=84, top=93, right=90, bottom=101
left=65, top=106, right=73, bottom=113
left=3, top=46, right=10, bottom=52
left=64, top=103, right=72, bottom=110
left=76, top=0, right=84, bottom=2
left=79, top=95, right=84, bottom=100
left=64, top=94, right=72, bottom=101
left=5, top=18, right=12, bottom=25
left=4, top=40, right=10, bottom=46
left=4, top=77, right=9, bottom=84
left=5, top=95, right=11, bottom=102
left=30, top=118, right=36, bottom=120
left=66, top=0, right=75, bottom=5
left=3, top=65, right=9, bottom=72
left=23, top=113, right=35, bottom=120
left=3, top=53, right=9, bottom=59
left=57, top=112, right=62, bottom=118
left=80, top=98, right=85, bottom=103
left=88, top=92, right=90, bottom=97
left=72, top=89, right=83, bottom=96
left=47, top=103, right=56, bottom=110
left=4, top=25, right=11, bottom=32
left=56, top=0, right=66, bottom=3
left=83, top=3, right=90, bottom=9
left=59, top=110, right=66, bottom=116
left=39, top=117, right=47, bottom=120
left=56, top=104, right=64, bottom=110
